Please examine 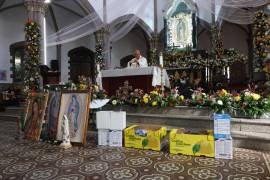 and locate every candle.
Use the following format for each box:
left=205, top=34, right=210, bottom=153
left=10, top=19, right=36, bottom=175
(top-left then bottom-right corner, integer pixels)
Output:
left=159, top=52, right=163, bottom=67
left=97, top=64, right=100, bottom=71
